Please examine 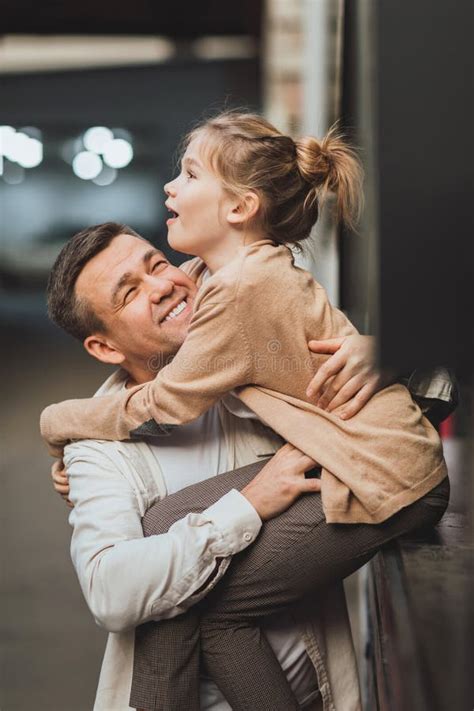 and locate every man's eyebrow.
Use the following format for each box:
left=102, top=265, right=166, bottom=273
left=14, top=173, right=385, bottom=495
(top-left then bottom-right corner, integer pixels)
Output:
left=111, top=249, right=166, bottom=305
left=143, top=248, right=165, bottom=266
